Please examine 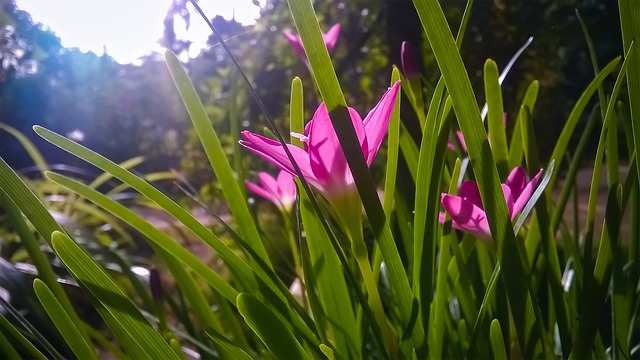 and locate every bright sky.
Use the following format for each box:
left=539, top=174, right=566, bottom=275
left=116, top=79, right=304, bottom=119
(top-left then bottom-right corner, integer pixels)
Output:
left=17, top=0, right=263, bottom=64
